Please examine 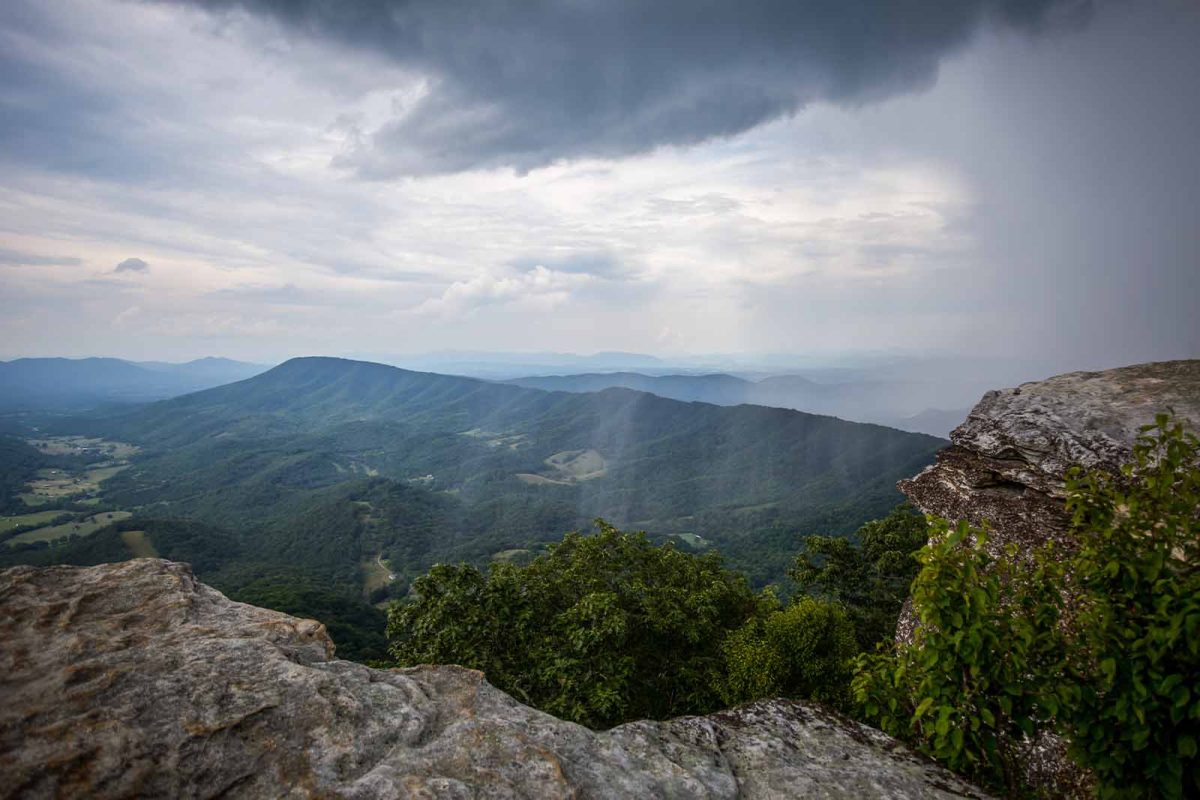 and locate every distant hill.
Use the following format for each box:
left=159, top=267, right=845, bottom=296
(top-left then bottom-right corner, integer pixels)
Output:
left=3, top=356, right=946, bottom=658
left=0, top=357, right=268, bottom=410
left=505, top=371, right=962, bottom=435
left=60, top=357, right=944, bottom=582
